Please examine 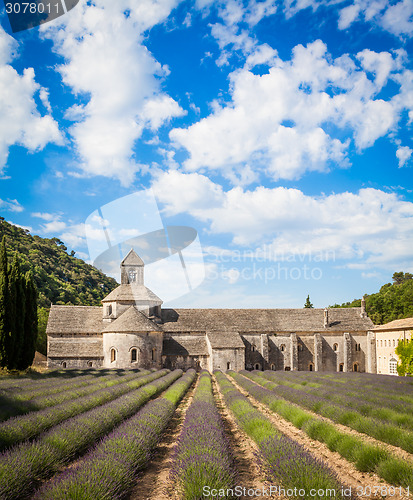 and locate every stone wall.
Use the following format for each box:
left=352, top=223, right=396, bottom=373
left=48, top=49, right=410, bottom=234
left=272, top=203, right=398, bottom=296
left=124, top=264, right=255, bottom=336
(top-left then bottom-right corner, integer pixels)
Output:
left=102, top=331, right=163, bottom=369
left=47, top=335, right=103, bottom=369
left=161, top=354, right=208, bottom=371
left=209, top=347, right=245, bottom=372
